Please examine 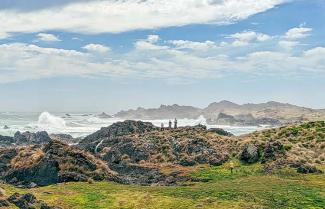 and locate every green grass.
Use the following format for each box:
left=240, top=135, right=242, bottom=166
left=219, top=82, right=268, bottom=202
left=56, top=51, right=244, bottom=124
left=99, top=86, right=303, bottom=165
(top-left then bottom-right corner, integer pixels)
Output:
left=1, top=162, right=324, bottom=209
